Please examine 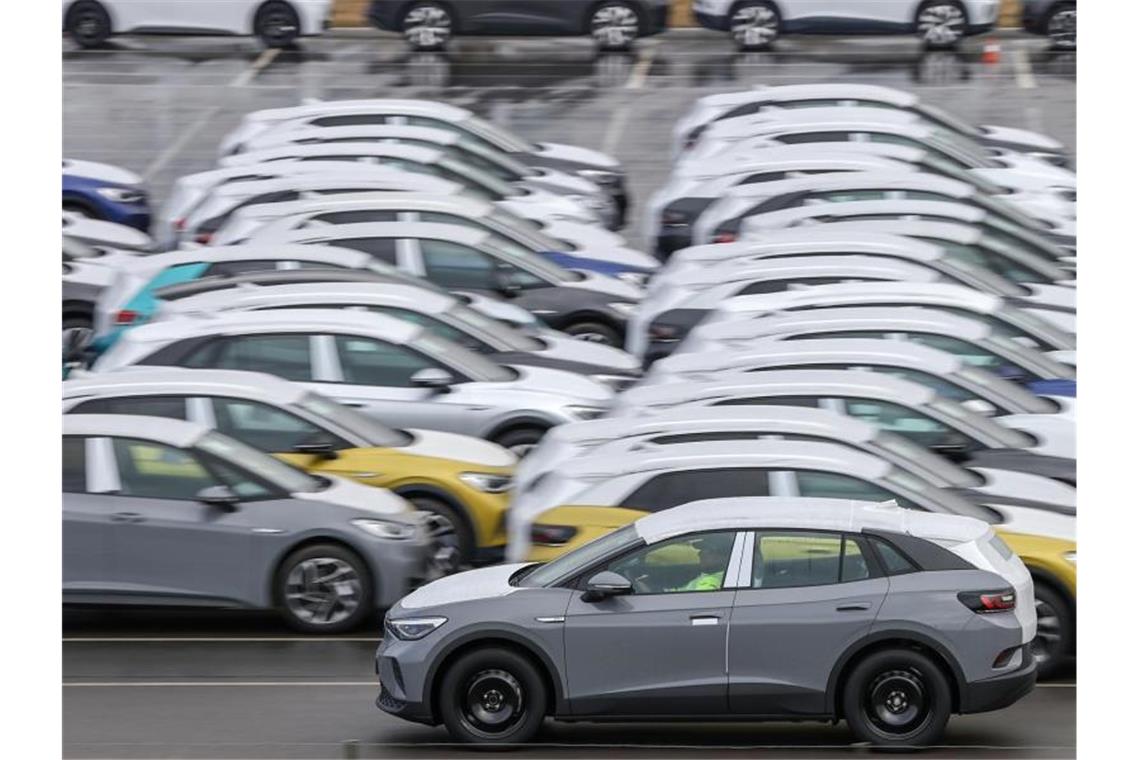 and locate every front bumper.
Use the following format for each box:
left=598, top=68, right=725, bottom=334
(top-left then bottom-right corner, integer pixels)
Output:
left=374, top=625, right=440, bottom=725
left=960, top=651, right=1037, bottom=714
